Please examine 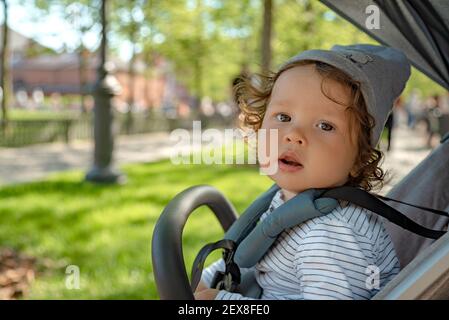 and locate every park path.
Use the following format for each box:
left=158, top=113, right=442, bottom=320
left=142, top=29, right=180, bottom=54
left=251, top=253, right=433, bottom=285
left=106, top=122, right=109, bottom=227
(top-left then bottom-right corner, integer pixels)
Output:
left=0, top=129, right=212, bottom=185
left=0, top=123, right=437, bottom=189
